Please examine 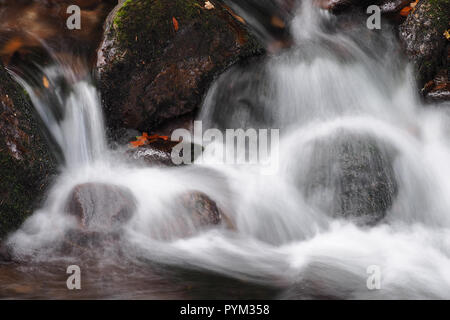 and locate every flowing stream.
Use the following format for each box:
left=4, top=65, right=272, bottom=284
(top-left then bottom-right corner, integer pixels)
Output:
left=2, top=1, right=450, bottom=299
